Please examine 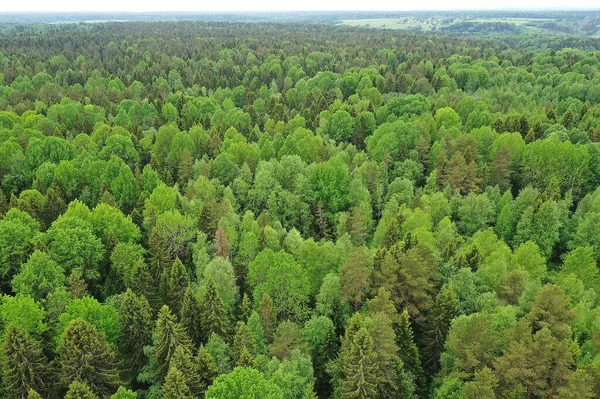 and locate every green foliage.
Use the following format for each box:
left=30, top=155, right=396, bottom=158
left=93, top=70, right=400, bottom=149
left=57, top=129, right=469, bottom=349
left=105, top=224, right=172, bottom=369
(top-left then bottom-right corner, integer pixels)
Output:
left=205, top=367, right=284, bottom=399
